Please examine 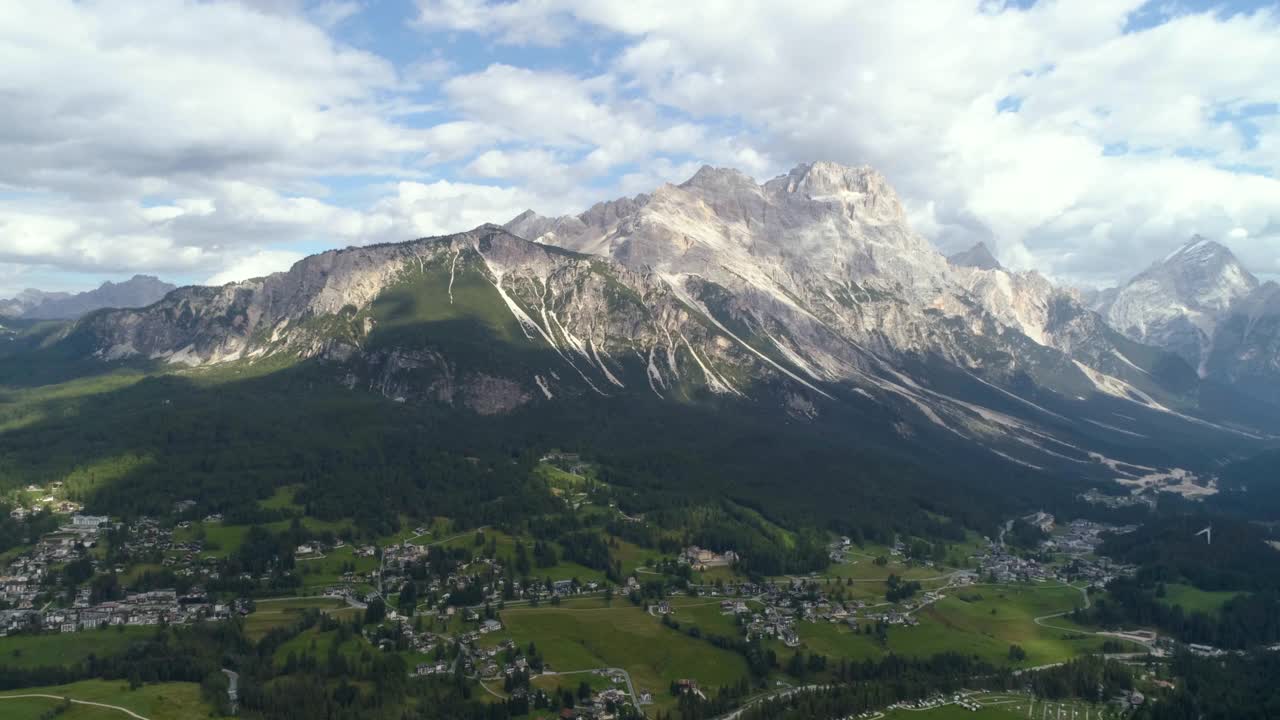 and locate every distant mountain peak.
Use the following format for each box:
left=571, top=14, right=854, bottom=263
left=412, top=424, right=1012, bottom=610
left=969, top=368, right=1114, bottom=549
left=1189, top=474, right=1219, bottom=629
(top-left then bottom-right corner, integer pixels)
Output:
left=947, top=242, right=1003, bottom=271
left=2, top=275, right=176, bottom=320
left=680, top=164, right=757, bottom=190
left=1160, top=234, right=1234, bottom=266
left=1100, top=235, right=1260, bottom=376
